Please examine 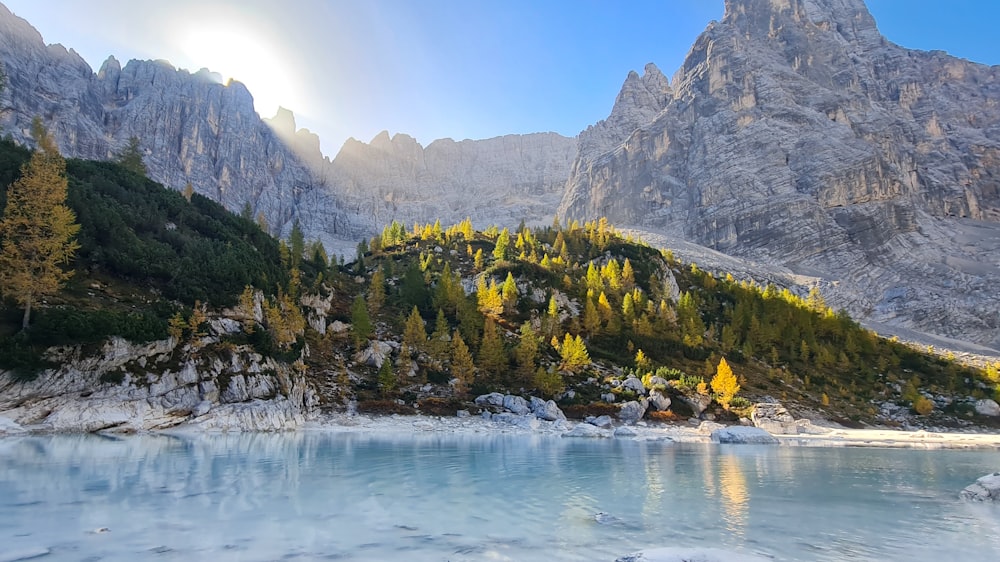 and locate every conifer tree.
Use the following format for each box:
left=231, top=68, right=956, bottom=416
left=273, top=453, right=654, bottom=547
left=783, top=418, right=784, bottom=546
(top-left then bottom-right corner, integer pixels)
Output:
left=0, top=118, right=80, bottom=329
left=582, top=297, right=601, bottom=335
left=115, top=136, right=147, bottom=176
left=182, top=182, right=194, bottom=203
left=350, top=294, right=373, bottom=347
left=368, top=266, right=386, bottom=314
left=514, top=323, right=539, bottom=386
left=451, top=331, right=475, bottom=396
left=501, top=271, right=518, bottom=312
left=378, top=358, right=397, bottom=394
left=403, top=306, right=427, bottom=353
left=429, top=308, right=451, bottom=361
left=493, top=227, right=512, bottom=261
left=558, top=333, right=591, bottom=371
left=622, top=258, right=636, bottom=291
left=478, top=316, right=507, bottom=379
left=710, top=357, right=740, bottom=409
